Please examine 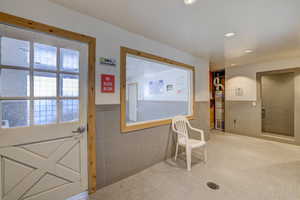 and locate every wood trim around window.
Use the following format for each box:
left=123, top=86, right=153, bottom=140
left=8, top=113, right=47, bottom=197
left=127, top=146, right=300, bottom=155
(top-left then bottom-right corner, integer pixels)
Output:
left=120, top=47, right=196, bottom=133
left=0, top=12, right=97, bottom=194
